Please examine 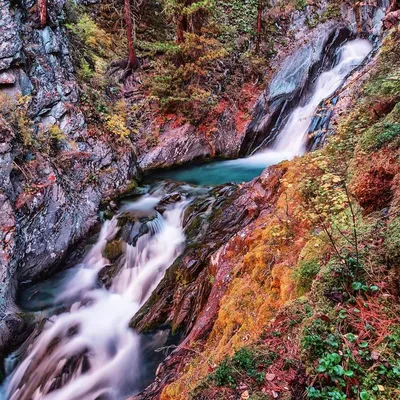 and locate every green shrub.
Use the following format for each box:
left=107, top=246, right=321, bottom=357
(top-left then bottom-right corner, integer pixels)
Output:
left=210, top=347, right=274, bottom=387
left=213, top=360, right=236, bottom=386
